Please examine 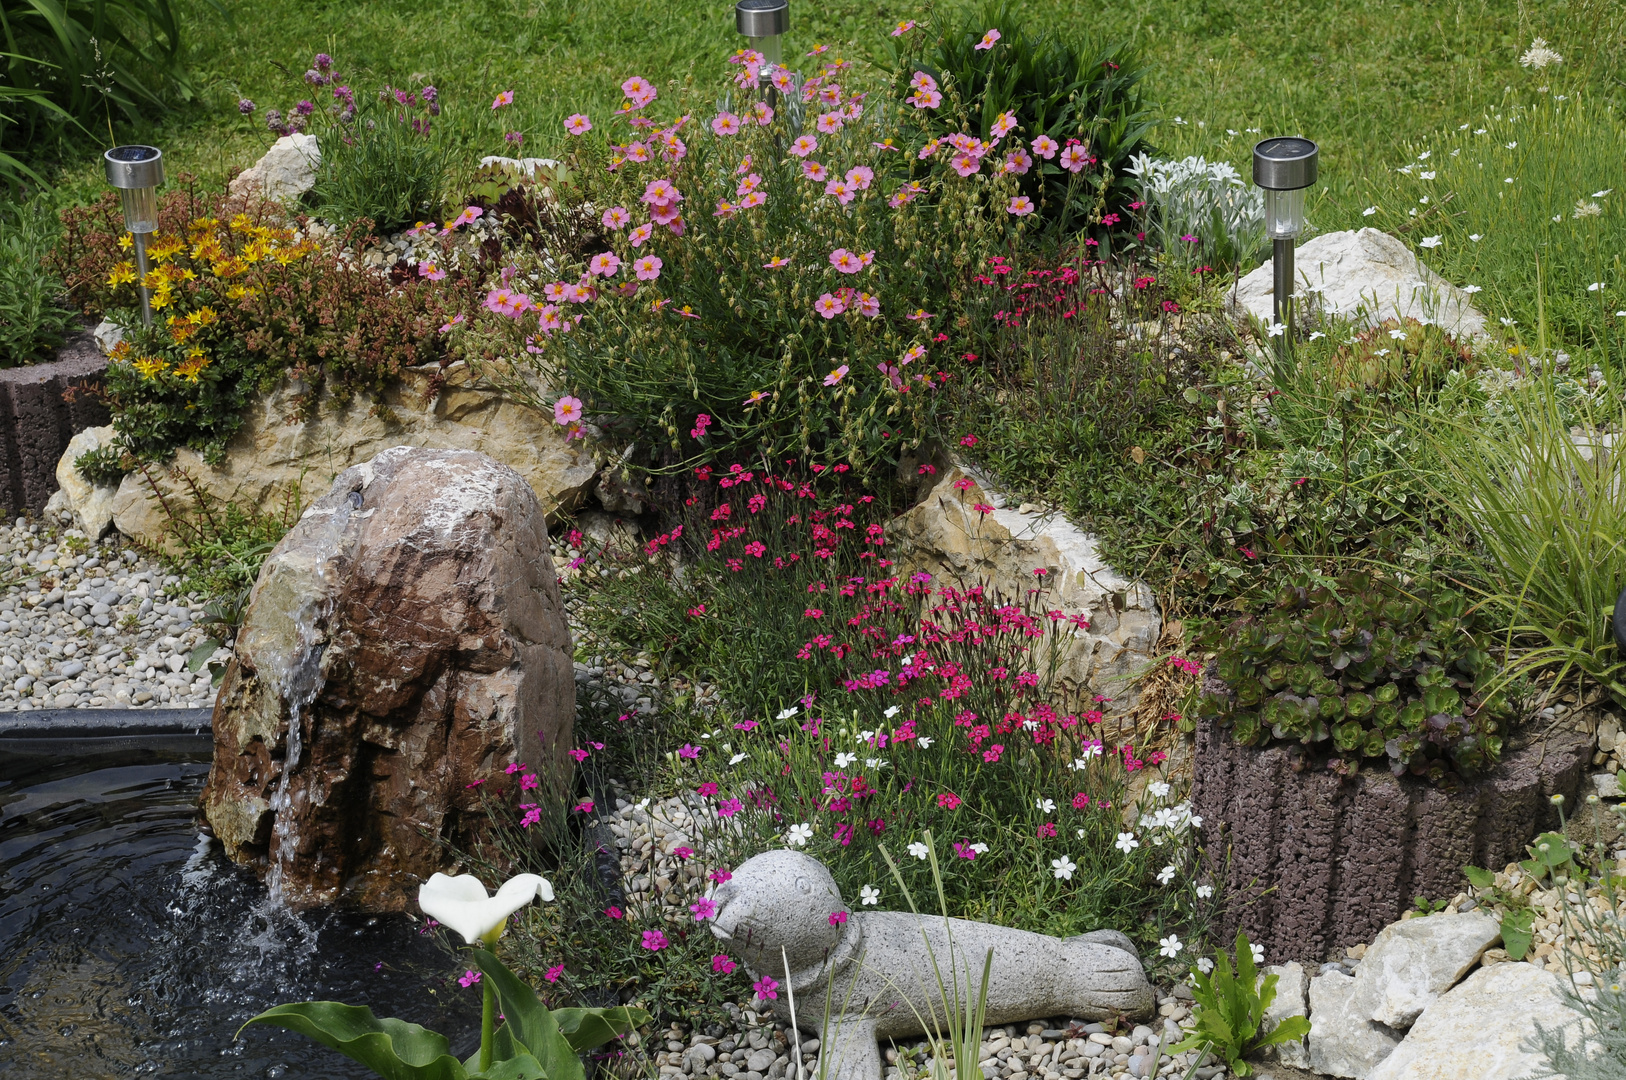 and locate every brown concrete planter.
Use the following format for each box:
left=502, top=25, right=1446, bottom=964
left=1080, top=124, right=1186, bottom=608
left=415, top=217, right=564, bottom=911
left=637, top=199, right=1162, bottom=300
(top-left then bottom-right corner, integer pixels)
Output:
left=0, top=328, right=111, bottom=514
left=1191, top=715, right=1590, bottom=964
